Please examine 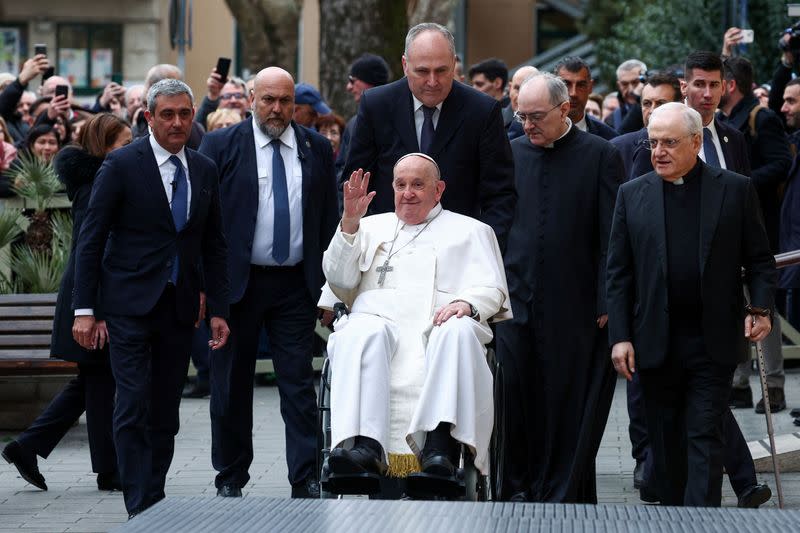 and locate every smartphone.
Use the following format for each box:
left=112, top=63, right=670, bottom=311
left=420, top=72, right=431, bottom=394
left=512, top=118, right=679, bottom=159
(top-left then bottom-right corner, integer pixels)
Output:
left=112, top=72, right=123, bottom=84
left=741, top=29, right=754, bottom=44
left=34, top=43, right=47, bottom=57
left=55, top=84, right=69, bottom=99
left=42, top=66, right=54, bottom=81
left=216, top=57, right=231, bottom=83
